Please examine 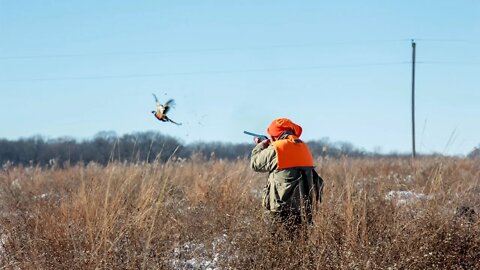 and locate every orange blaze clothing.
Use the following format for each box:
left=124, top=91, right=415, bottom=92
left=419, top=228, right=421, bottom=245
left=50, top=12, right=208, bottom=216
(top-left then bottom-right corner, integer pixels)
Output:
left=272, top=136, right=314, bottom=169
left=267, top=118, right=303, bottom=137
